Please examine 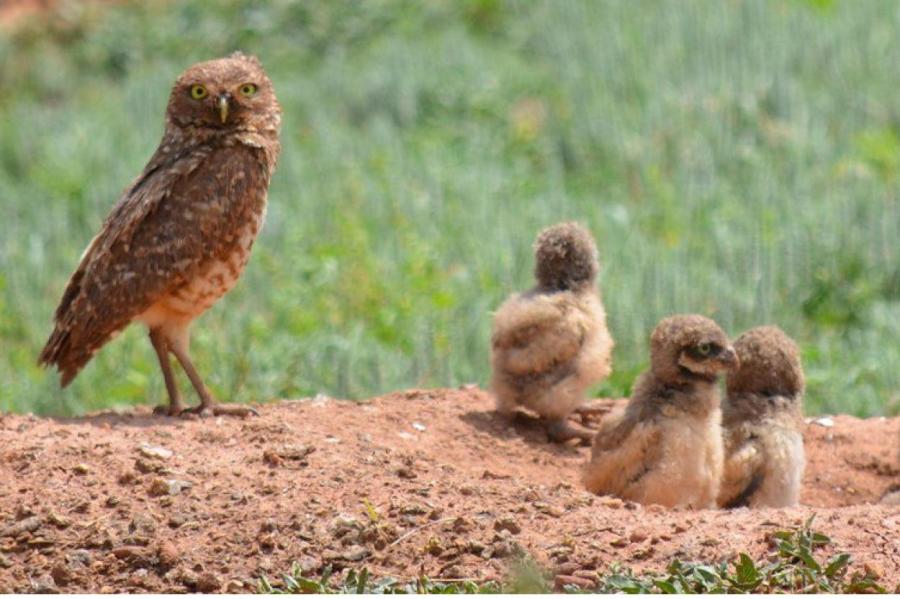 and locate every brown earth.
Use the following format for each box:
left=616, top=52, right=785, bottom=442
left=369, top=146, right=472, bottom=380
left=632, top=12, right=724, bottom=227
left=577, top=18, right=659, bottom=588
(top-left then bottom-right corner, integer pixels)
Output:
left=0, top=387, right=898, bottom=593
